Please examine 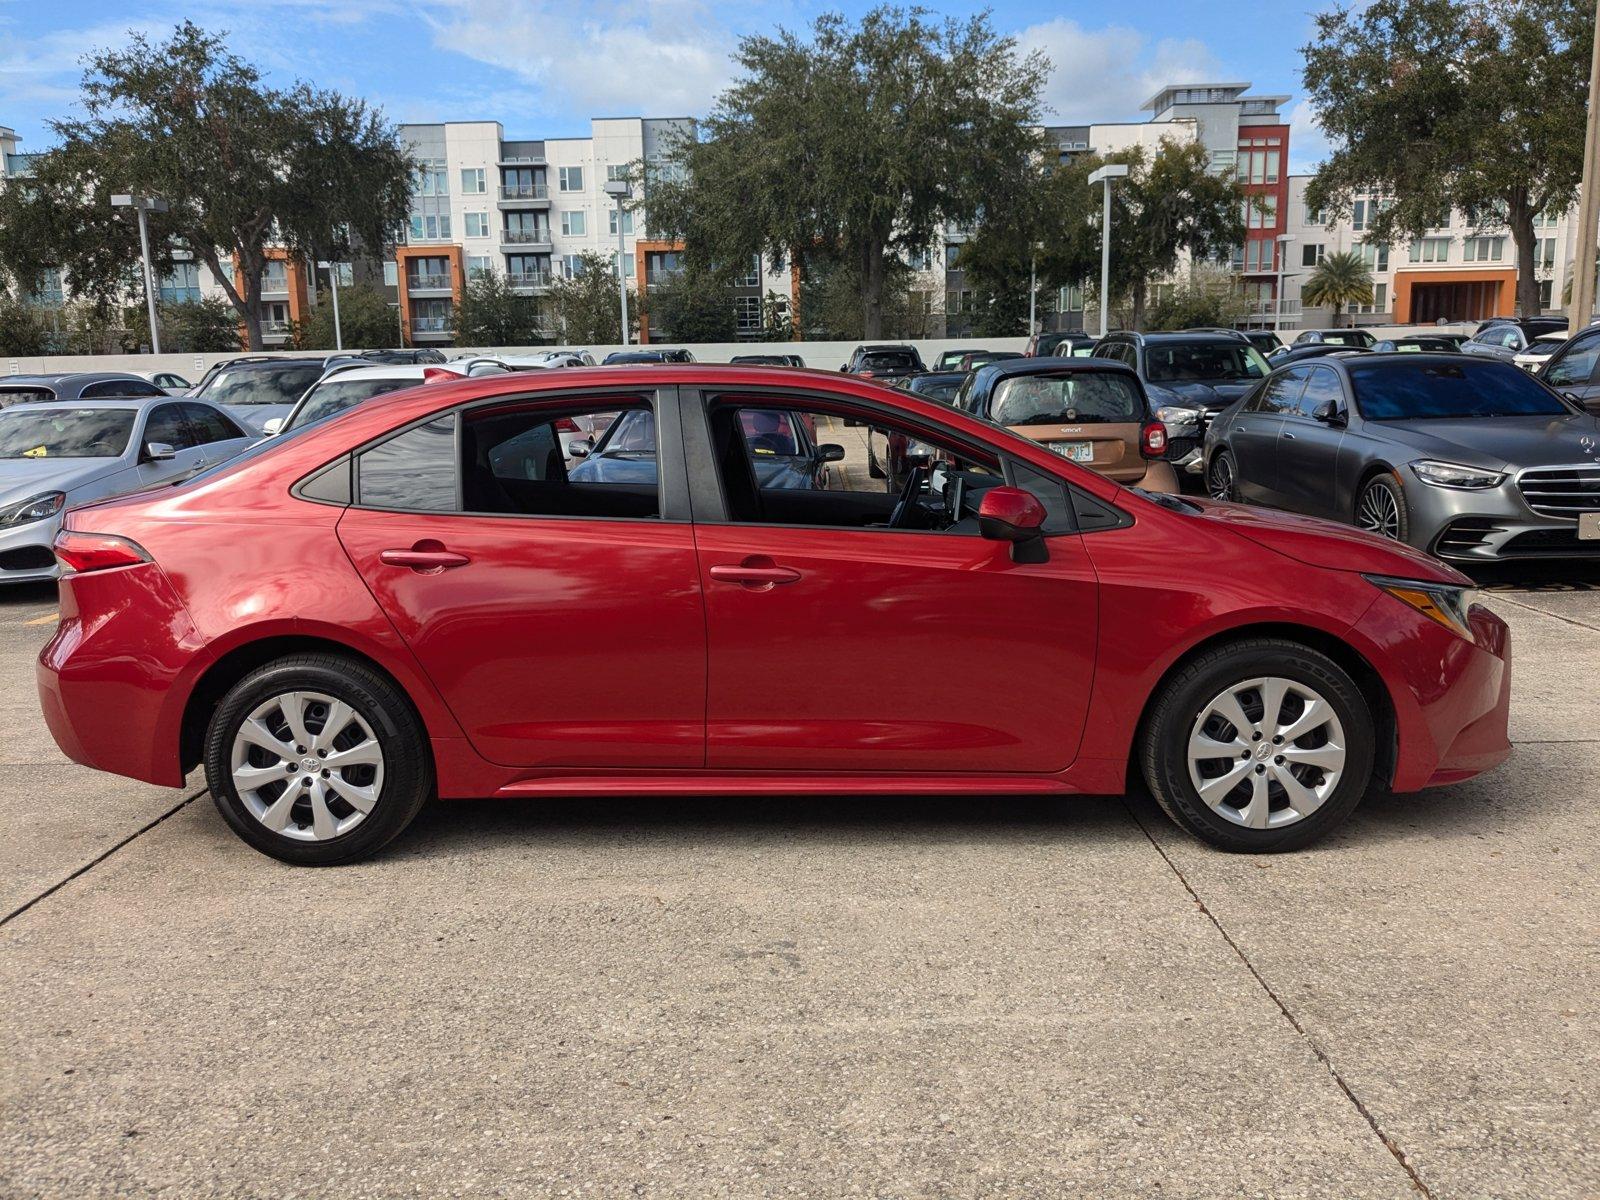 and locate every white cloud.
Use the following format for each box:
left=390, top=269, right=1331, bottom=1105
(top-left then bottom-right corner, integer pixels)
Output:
left=1017, top=19, right=1226, bottom=123
left=1286, top=98, right=1332, bottom=175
